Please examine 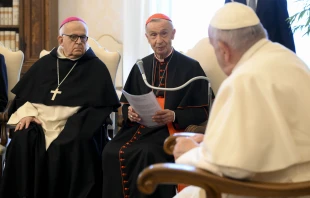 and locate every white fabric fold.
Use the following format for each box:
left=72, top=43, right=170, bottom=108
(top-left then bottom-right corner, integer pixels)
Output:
left=8, top=102, right=38, bottom=123
left=8, top=102, right=81, bottom=149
